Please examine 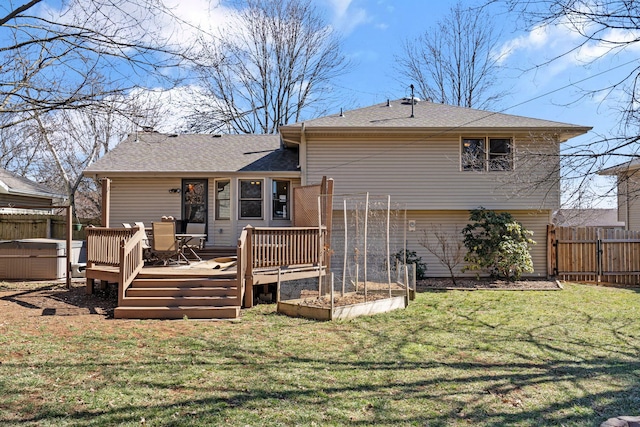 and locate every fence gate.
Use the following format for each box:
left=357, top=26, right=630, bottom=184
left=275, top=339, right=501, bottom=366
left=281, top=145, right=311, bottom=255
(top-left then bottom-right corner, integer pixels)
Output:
left=548, top=225, right=640, bottom=285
